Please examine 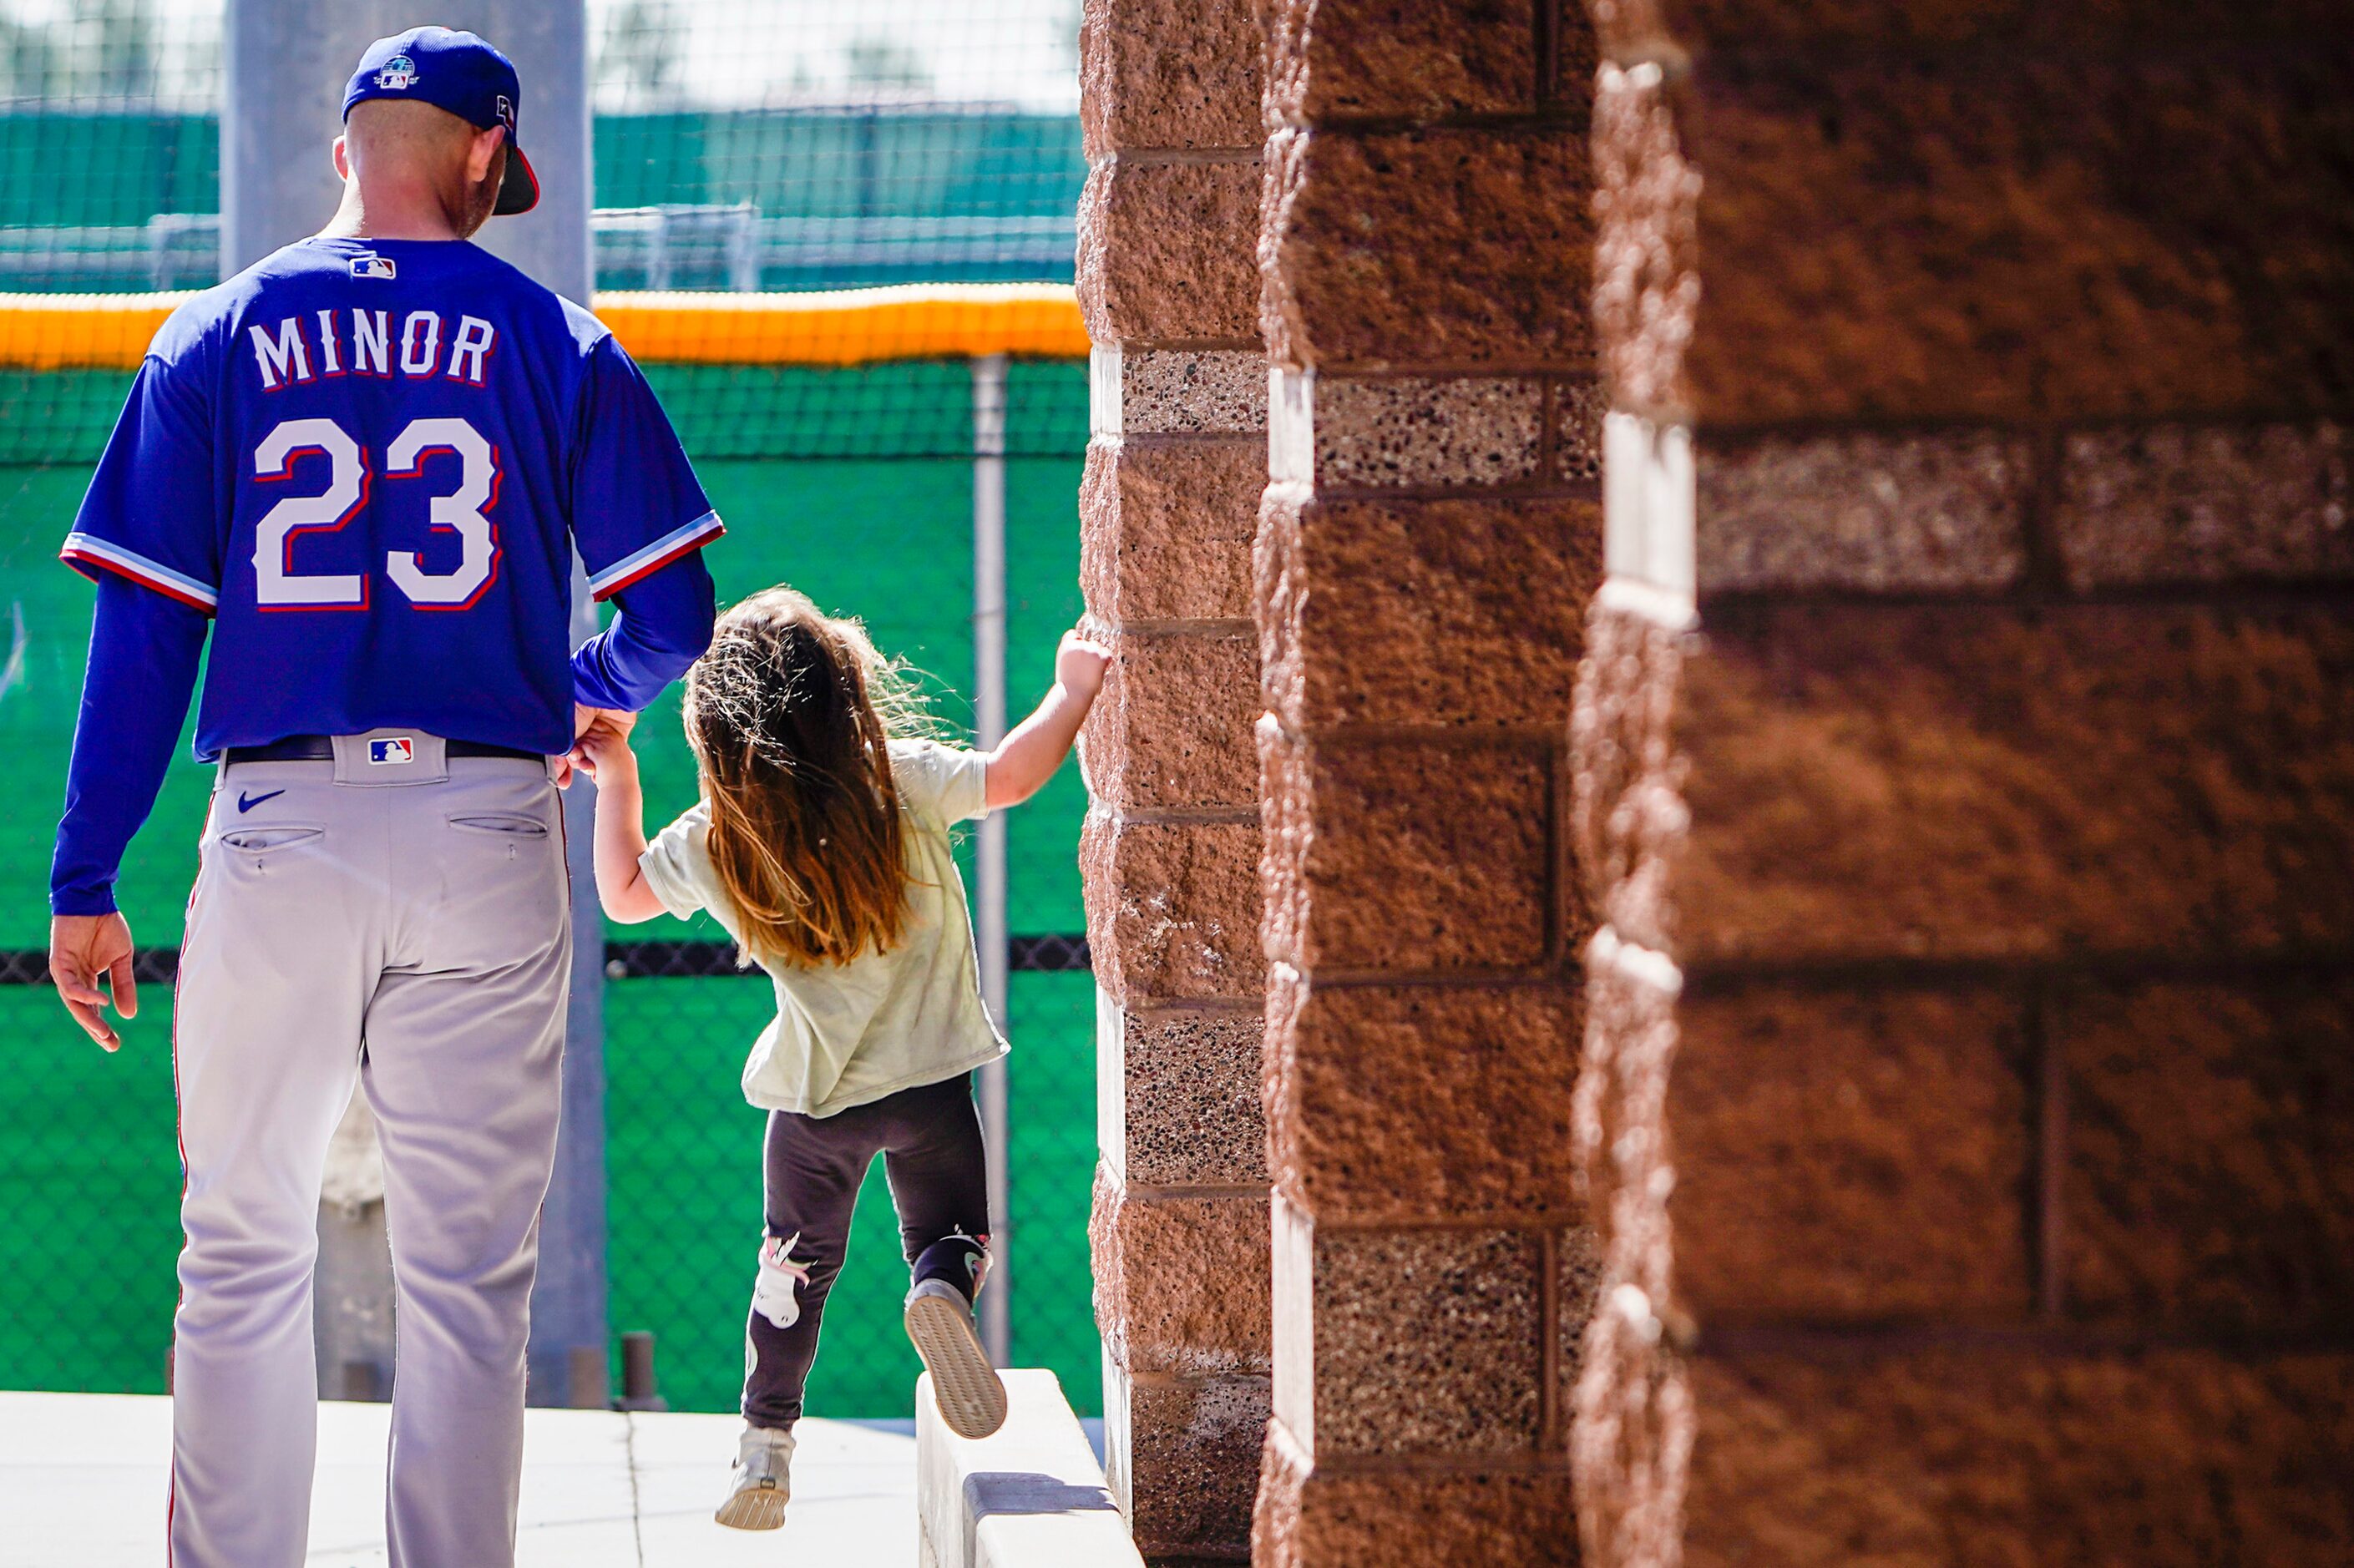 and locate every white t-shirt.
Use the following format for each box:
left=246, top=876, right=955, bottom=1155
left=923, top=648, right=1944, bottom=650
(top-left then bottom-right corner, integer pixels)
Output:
left=638, top=738, right=1006, bottom=1117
